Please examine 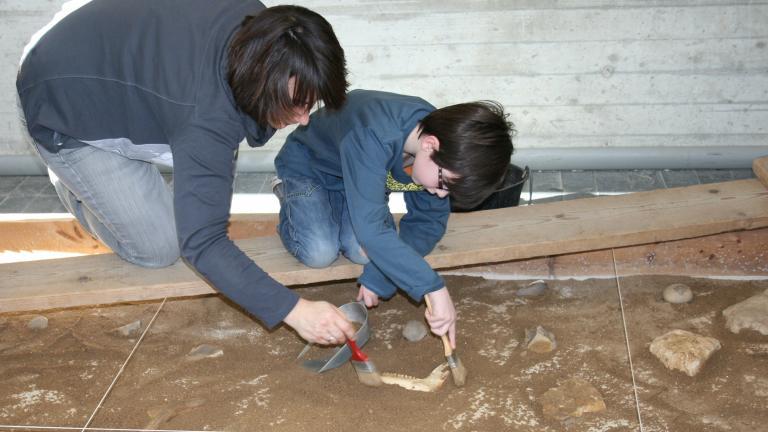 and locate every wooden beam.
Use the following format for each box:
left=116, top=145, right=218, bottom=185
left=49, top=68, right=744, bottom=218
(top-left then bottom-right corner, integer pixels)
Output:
left=0, top=218, right=110, bottom=255
left=0, top=214, right=279, bottom=256
left=1, top=179, right=768, bottom=313
left=754, top=156, right=768, bottom=189
left=447, top=227, right=768, bottom=280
